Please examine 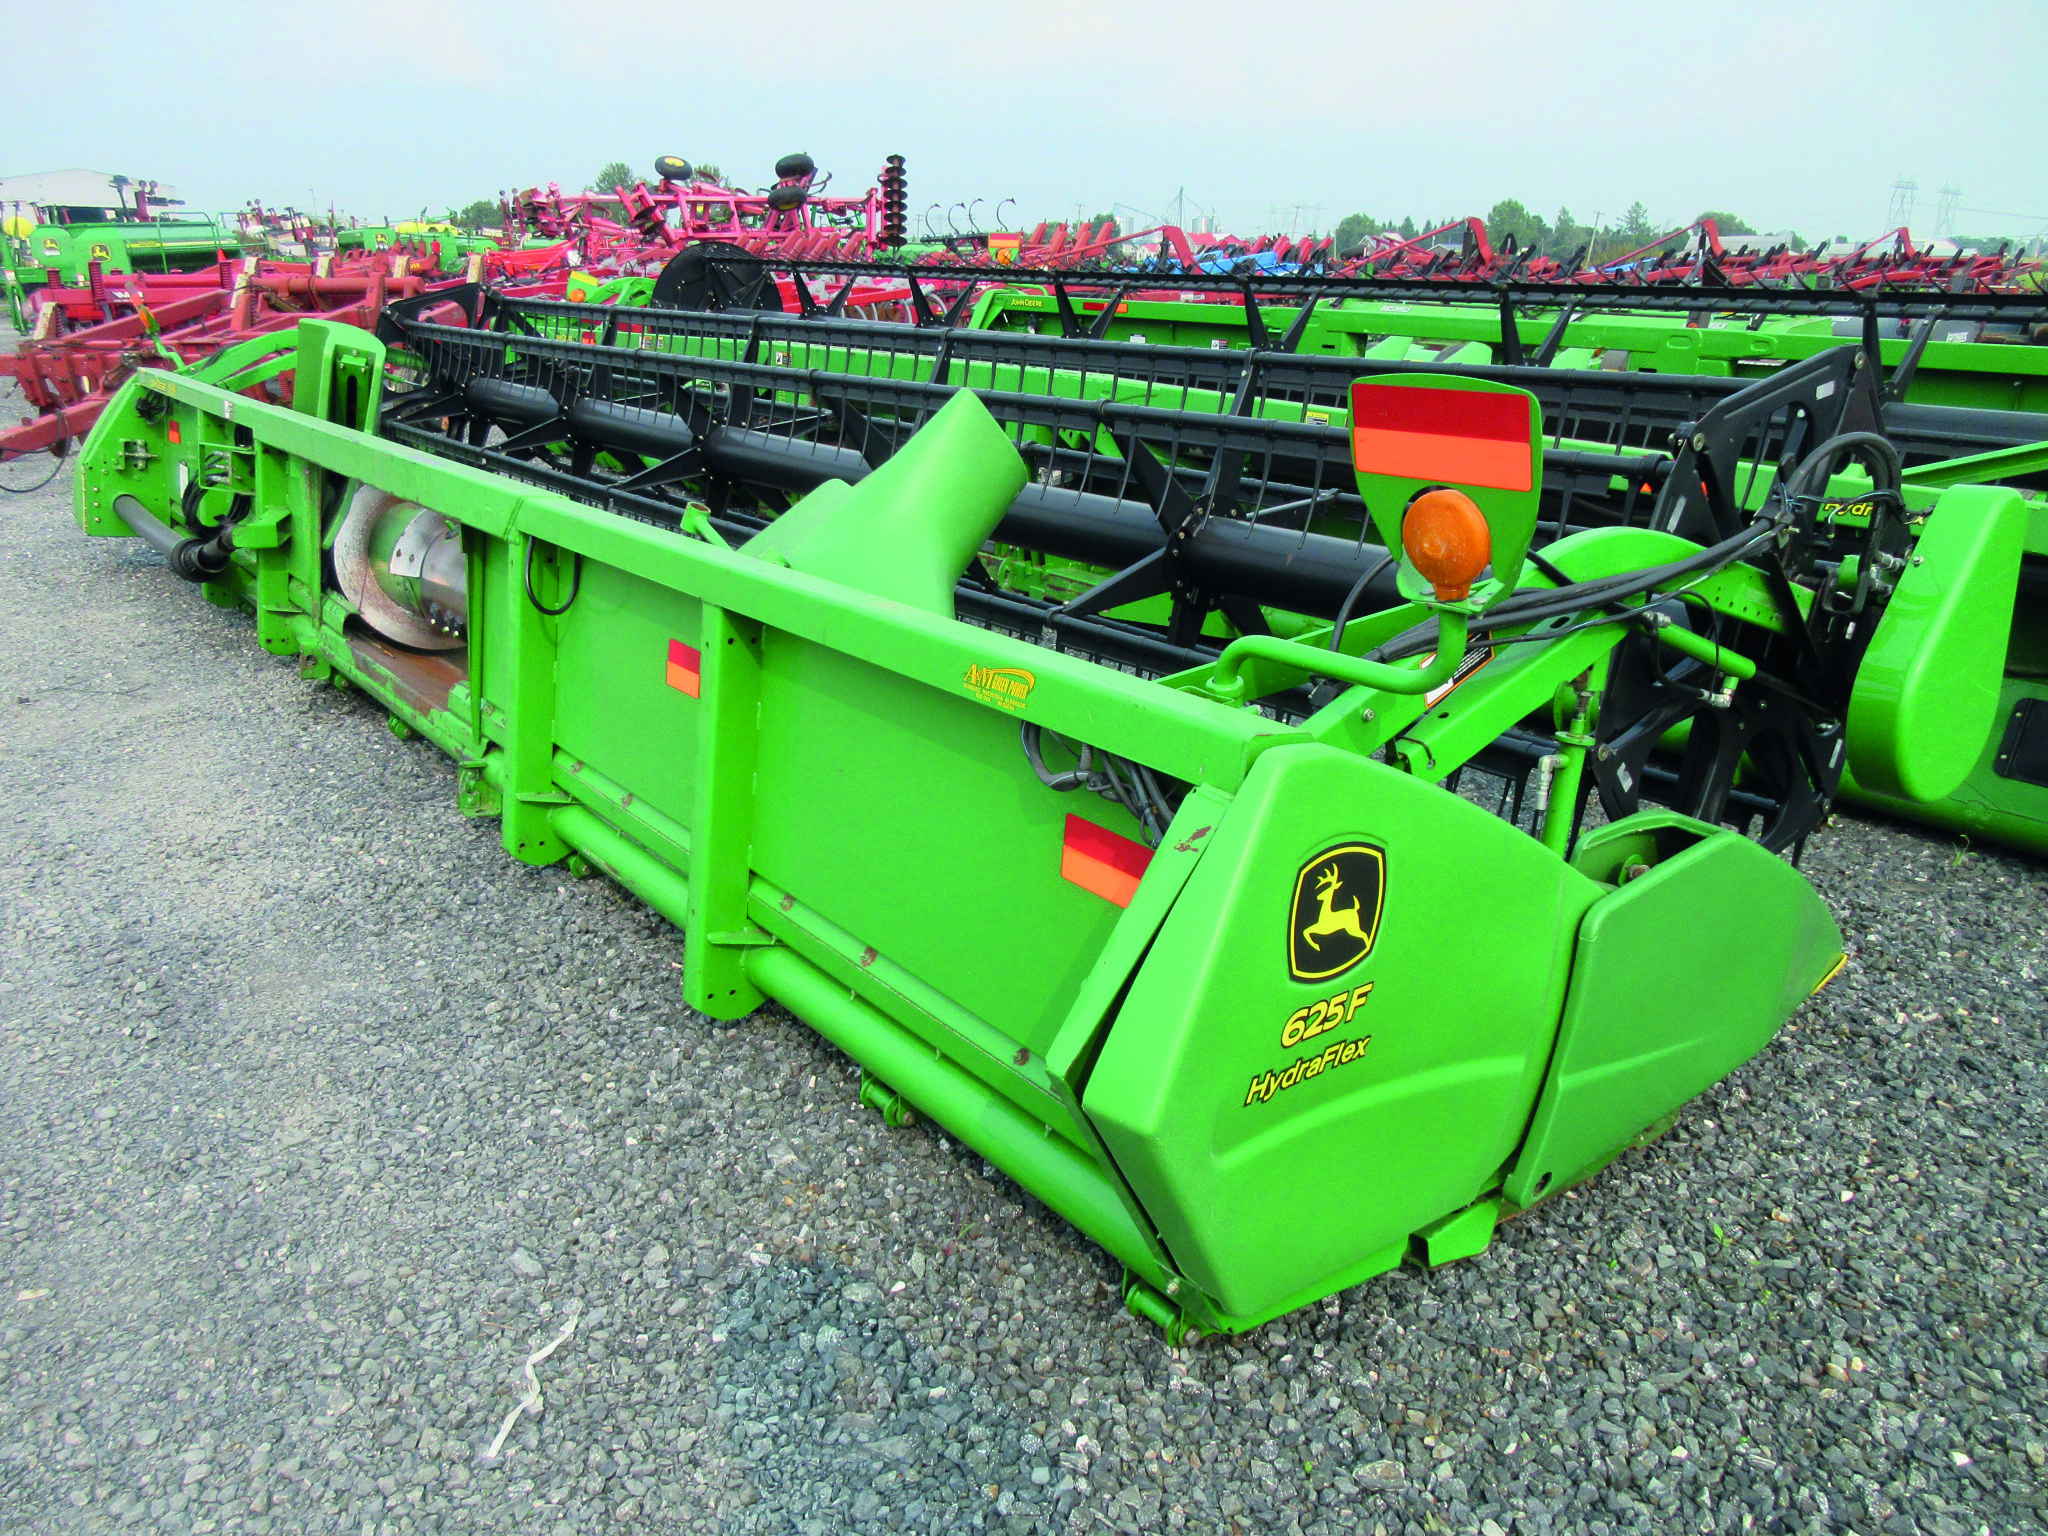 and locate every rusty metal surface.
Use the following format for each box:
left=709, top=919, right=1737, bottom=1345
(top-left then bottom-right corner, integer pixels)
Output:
left=342, top=629, right=465, bottom=718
